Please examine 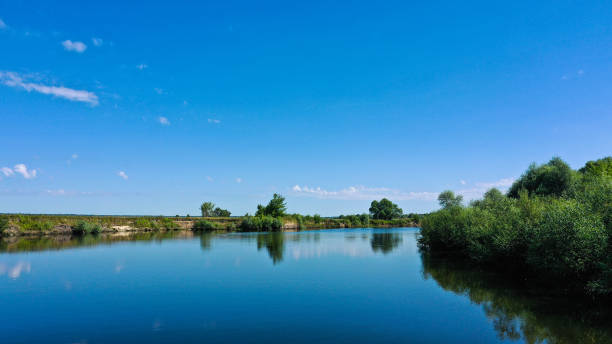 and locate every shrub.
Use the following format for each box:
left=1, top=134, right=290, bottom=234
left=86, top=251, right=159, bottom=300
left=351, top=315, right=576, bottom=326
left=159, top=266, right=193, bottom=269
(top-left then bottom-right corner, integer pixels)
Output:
left=72, top=221, right=102, bottom=235
left=159, top=217, right=180, bottom=231
left=18, top=216, right=54, bottom=232
left=192, top=219, right=218, bottom=231
left=0, top=216, right=9, bottom=235
left=313, top=214, right=322, bottom=224
left=239, top=216, right=283, bottom=232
